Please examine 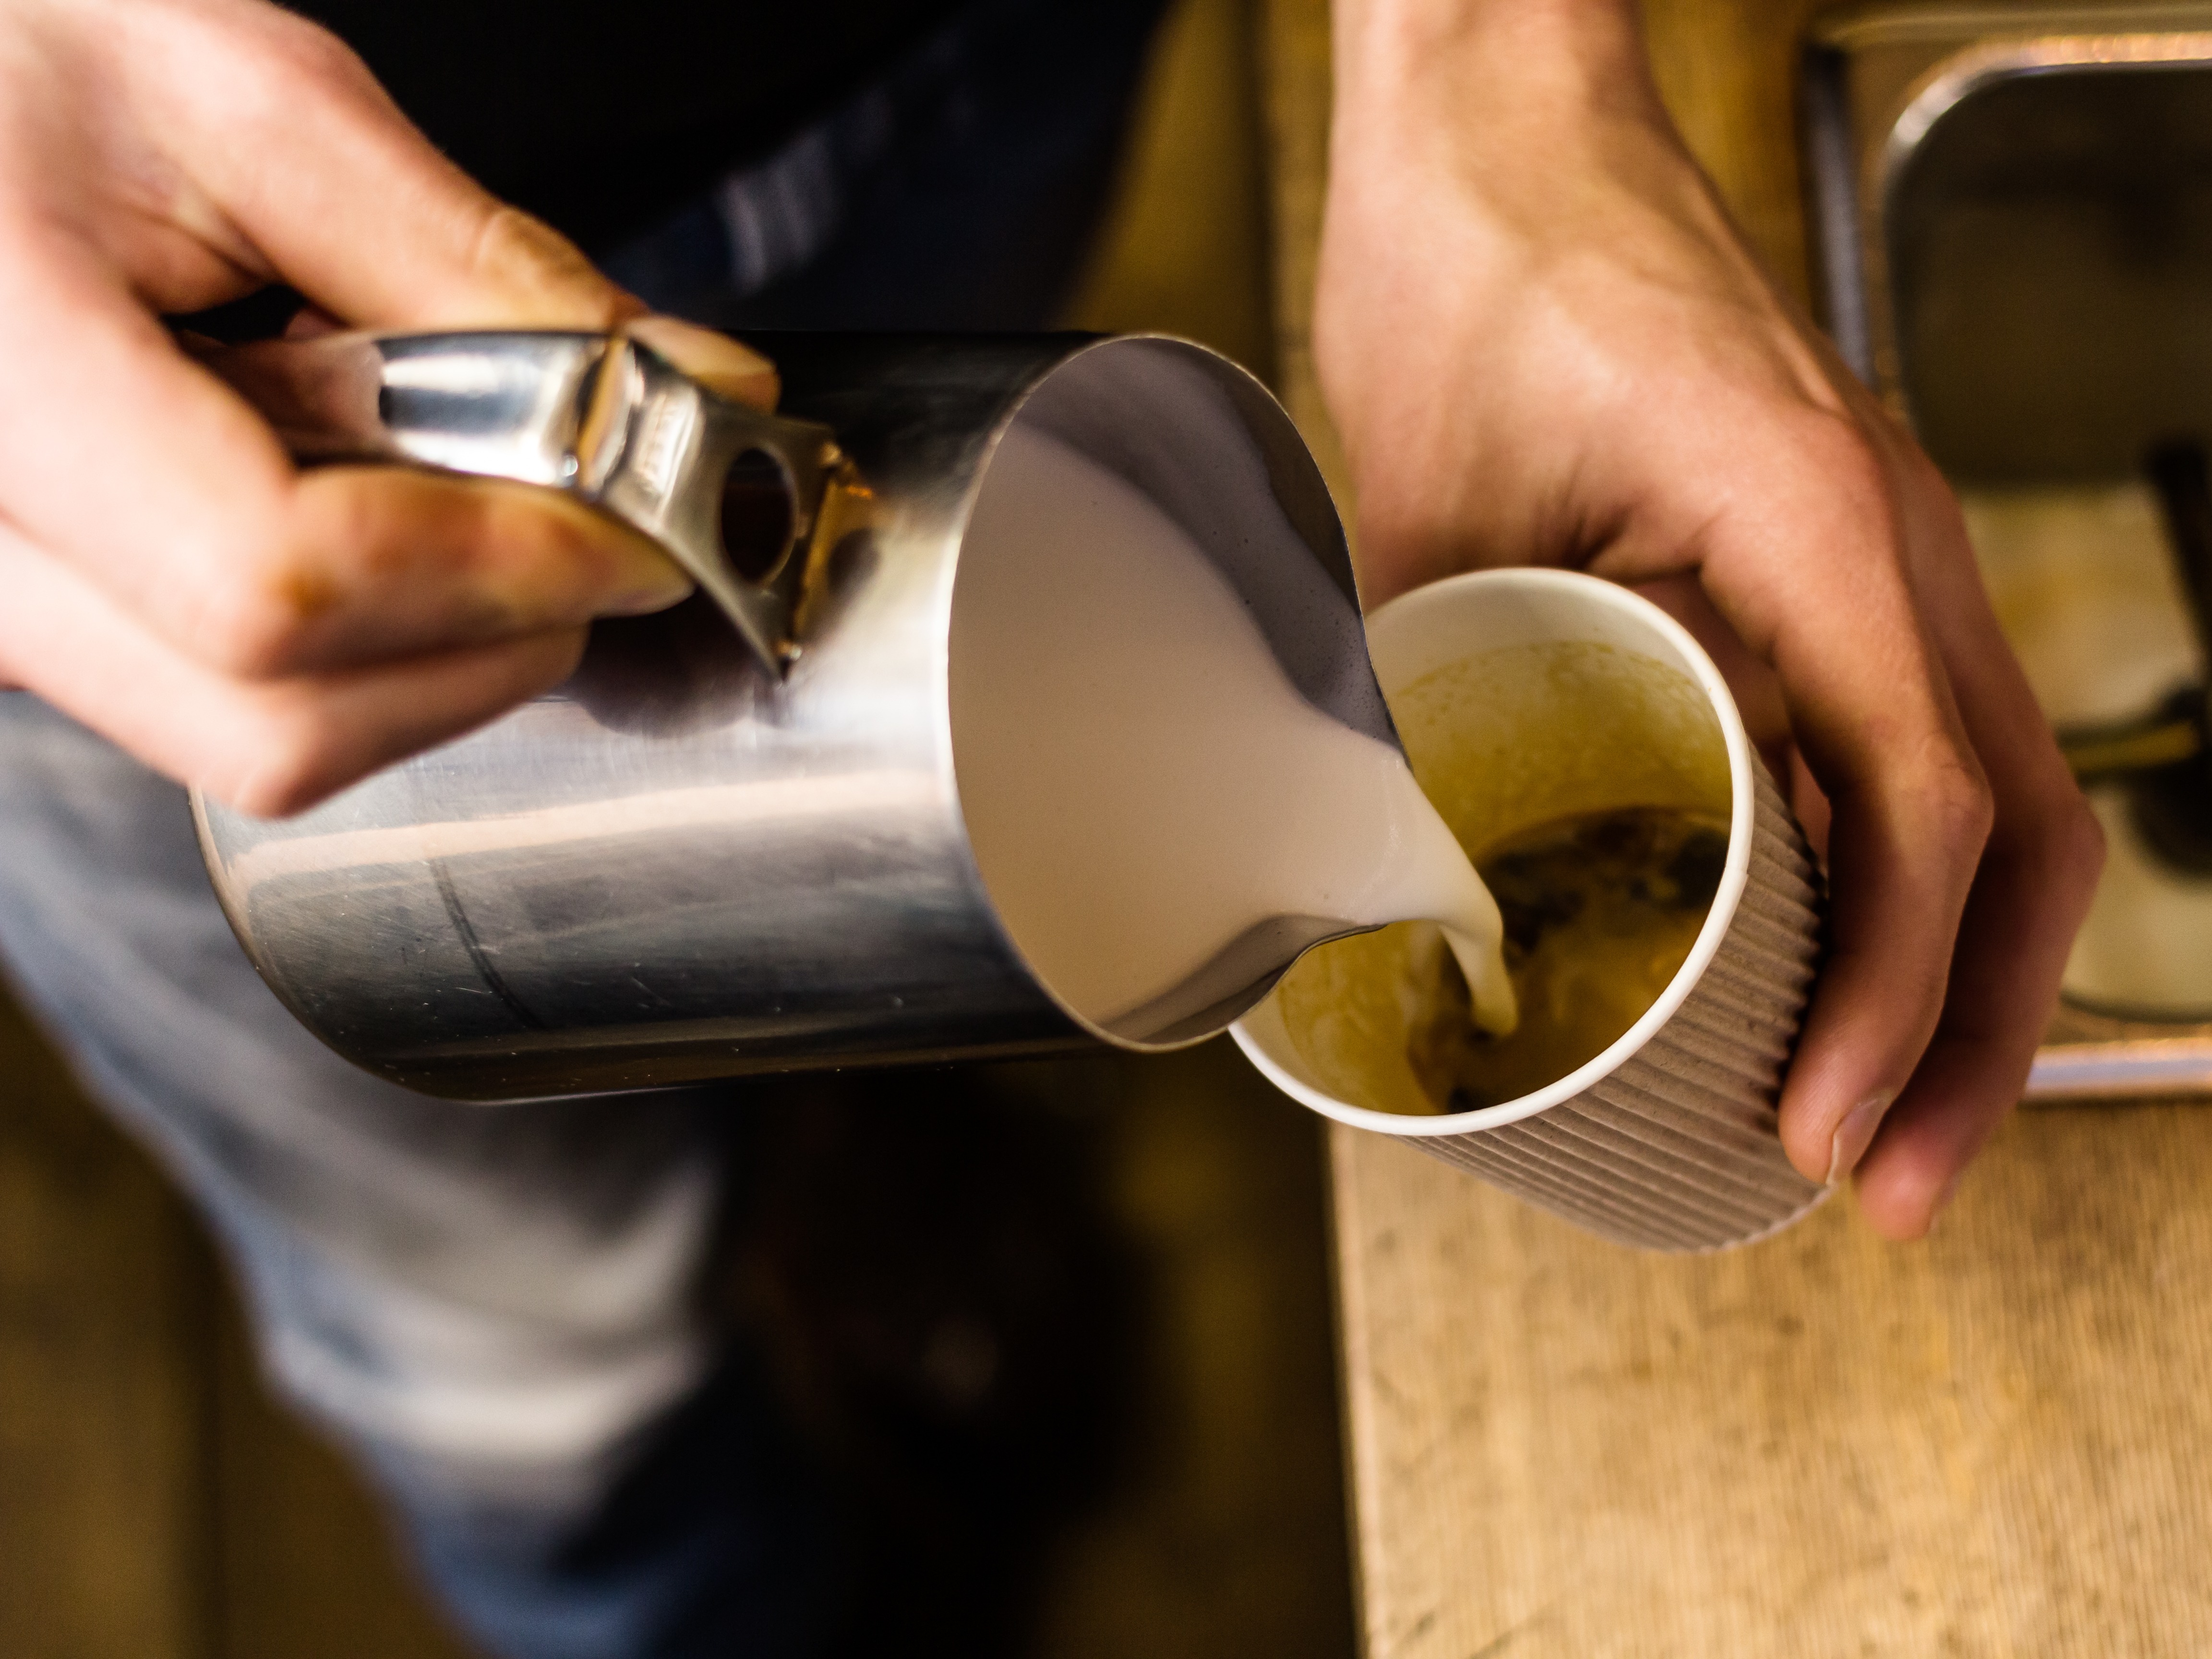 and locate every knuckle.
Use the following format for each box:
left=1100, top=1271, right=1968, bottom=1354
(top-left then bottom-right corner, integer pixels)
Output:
left=1769, top=414, right=1915, bottom=565
left=1900, top=441, right=1963, bottom=517
left=2042, top=788, right=2108, bottom=899
left=249, top=10, right=375, bottom=95
left=1923, top=754, right=1996, bottom=866
left=1788, top=412, right=1891, bottom=506
left=188, top=7, right=383, bottom=158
